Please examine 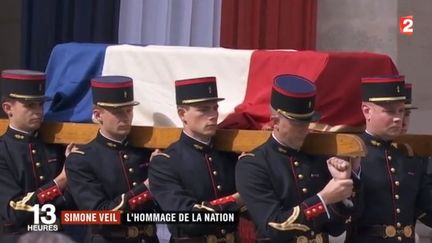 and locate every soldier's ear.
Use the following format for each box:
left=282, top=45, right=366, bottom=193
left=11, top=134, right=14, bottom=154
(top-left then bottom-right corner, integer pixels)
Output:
left=92, top=109, right=103, bottom=123
left=177, top=106, right=187, bottom=123
left=2, top=101, right=12, bottom=117
left=361, top=103, right=372, bottom=121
